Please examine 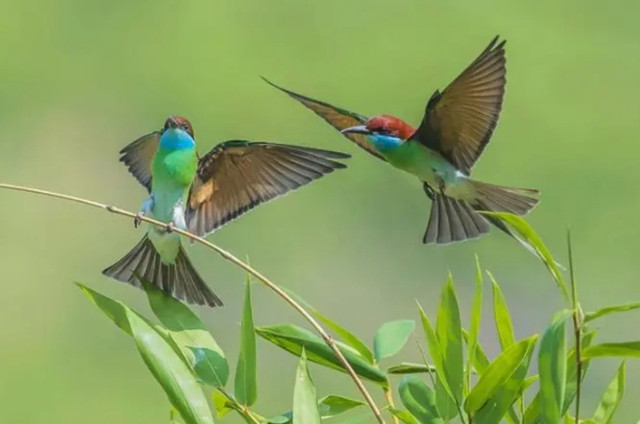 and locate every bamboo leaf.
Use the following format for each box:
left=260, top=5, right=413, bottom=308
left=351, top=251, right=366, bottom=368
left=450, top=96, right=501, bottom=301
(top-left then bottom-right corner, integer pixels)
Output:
left=78, top=284, right=214, bottom=424
left=282, top=287, right=374, bottom=363
left=467, top=256, right=483, bottom=393
left=480, top=212, right=568, bottom=300
left=373, top=320, right=415, bottom=362
left=465, top=335, right=538, bottom=415
left=293, top=350, right=321, bottom=424
left=398, top=376, right=443, bottom=424
left=141, top=278, right=228, bottom=388
left=592, top=361, right=625, bottom=424
left=388, top=362, right=436, bottom=375
left=418, top=303, right=456, bottom=419
left=584, top=302, right=640, bottom=322
left=538, top=310, right=571, bottom=424
left=490, top=274, right=515, bottom=351
left=473, top=340, right=536, bottom=424
left=436, top=276, right=464, bottom=404
left=256, top=324, right=387, bottom=385
left=235, top=276, right=257, bottom=406
left=583, top=342, right=640, bottom=359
